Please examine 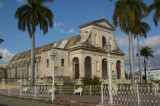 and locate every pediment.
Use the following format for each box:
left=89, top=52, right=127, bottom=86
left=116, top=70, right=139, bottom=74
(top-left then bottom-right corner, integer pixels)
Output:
left=79, top=18, right=115, bottom=31
left=95, top=20, right=115, bottom=30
